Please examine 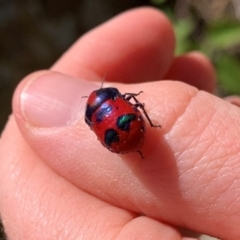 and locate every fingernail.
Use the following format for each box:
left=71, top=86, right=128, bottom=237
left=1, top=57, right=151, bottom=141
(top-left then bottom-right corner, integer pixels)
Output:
left=20, top=72, right=96, bottom=127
